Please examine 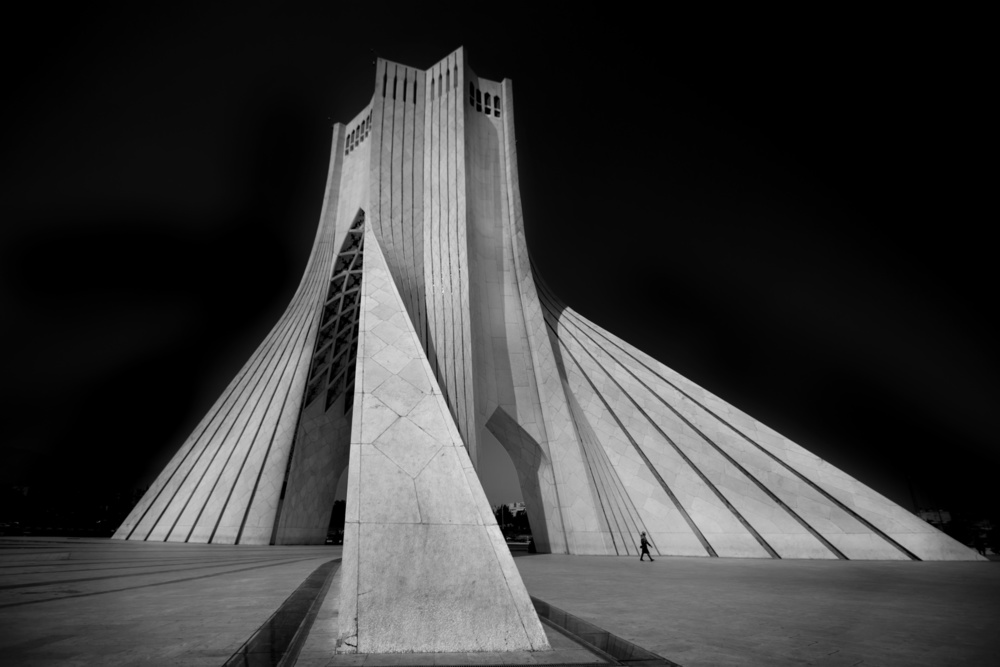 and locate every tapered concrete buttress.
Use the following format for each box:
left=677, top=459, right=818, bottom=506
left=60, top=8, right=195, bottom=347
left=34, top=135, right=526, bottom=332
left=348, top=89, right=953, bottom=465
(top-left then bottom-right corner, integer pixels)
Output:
left=337, top=228, right=549, bottom=653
